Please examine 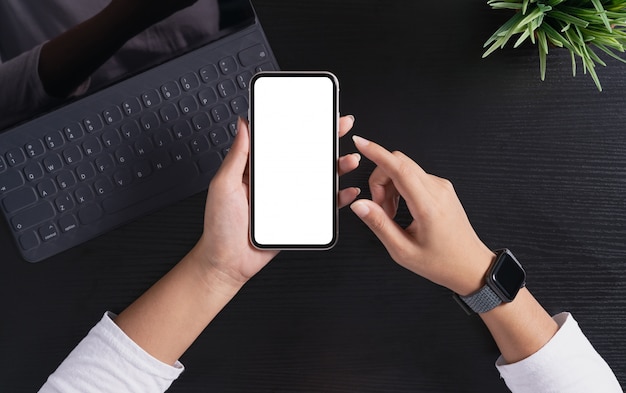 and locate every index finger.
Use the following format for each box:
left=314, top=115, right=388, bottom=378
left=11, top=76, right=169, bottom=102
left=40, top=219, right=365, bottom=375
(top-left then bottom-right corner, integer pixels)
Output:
left=352, top=135, right=431, bottom=214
